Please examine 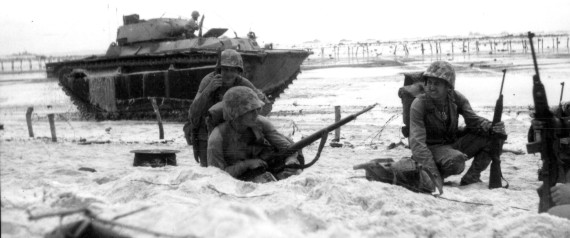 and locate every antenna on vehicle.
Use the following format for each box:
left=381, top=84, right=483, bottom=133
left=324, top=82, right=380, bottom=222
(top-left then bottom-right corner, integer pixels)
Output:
left=160, top=12, right=166, bottom=18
